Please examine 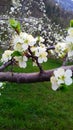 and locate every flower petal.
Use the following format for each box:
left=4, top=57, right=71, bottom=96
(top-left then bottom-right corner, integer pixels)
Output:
left=50, top=76, right=59, bottom=91
left=65, top=69, right=72, bottom=78
left=65, top=78, right=72, bottom=85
